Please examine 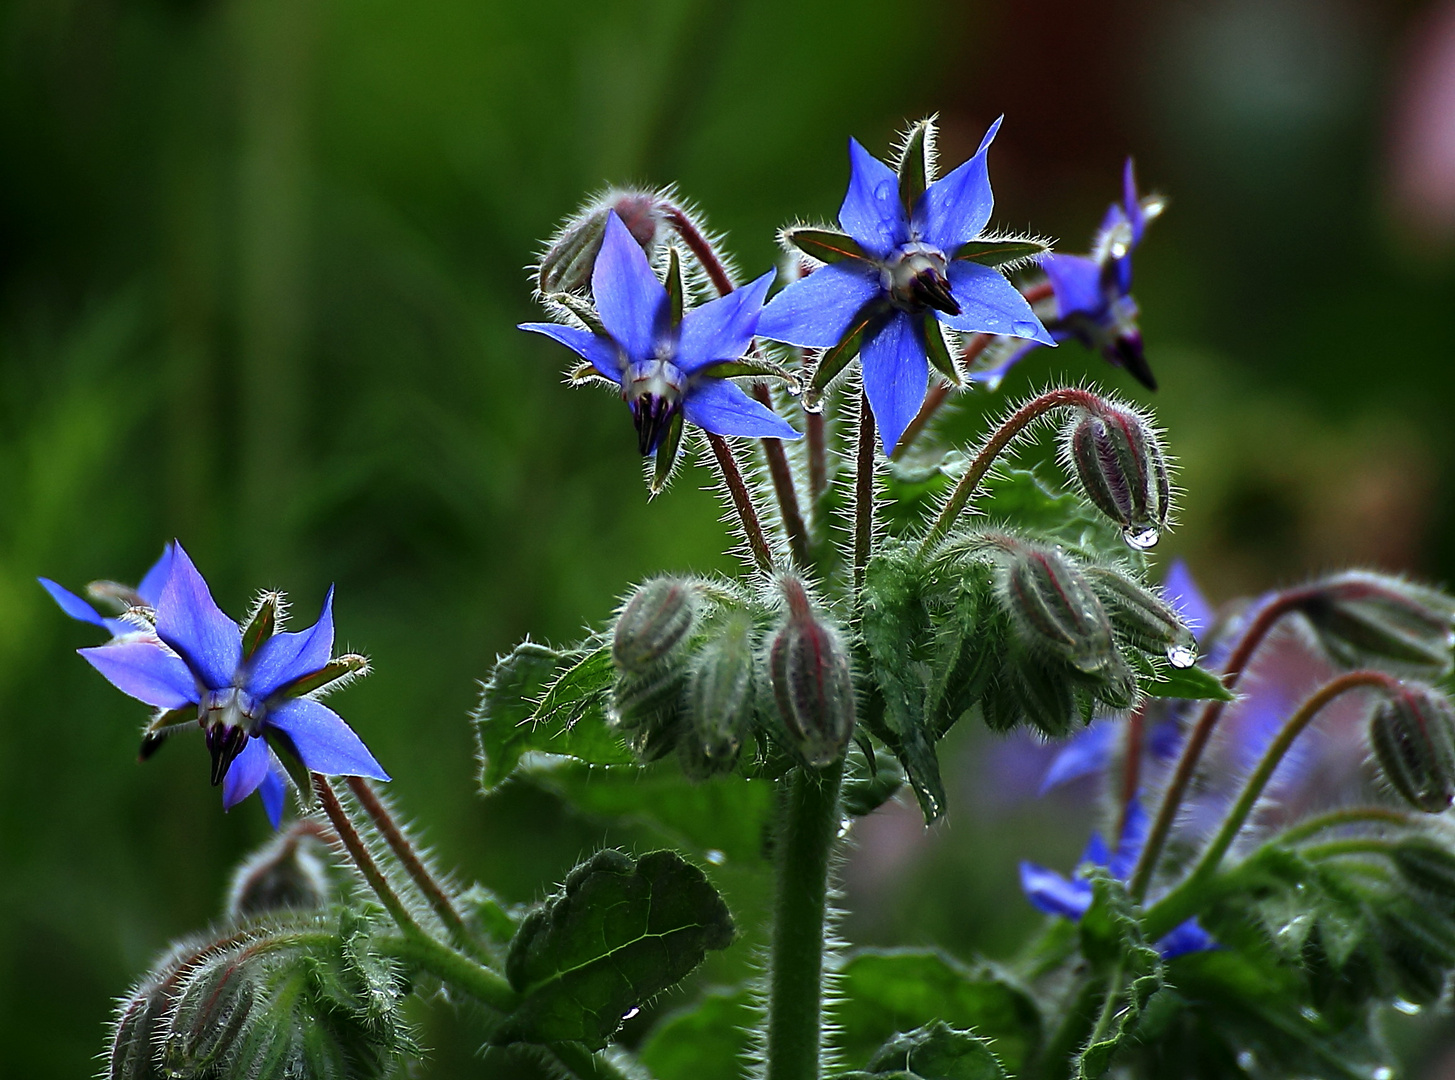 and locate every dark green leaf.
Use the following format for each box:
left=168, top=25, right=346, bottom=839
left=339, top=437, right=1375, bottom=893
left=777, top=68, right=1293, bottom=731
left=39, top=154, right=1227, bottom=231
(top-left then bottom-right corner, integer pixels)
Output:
left=867, top=1021, right=1008, bottom=1080
left=783, top=227, right=869, bottom=264
left=951, top=238, right=1050, bottom=267
left=666, top=247, right=685, bottom=327
left=897, top=121, right=932, bottom=217
left=1076, top=872, right=1164, bottom=1080
left=651, top=412, right=685, bottom=495
left=1141, top=663, right=1234, bottom=702
left=694, top=356, right=800, bottom=389
left=500, top=850, right=735, bottom=1048
left=922, top=315, right=960, bottom=385
left=638, top=988, right=755, bottom=1080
